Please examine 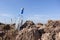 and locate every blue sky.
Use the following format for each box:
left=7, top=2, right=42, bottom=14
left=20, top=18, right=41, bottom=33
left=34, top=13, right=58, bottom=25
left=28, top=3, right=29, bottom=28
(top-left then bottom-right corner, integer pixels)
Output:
left=0, top=0, right=60, bottom=23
